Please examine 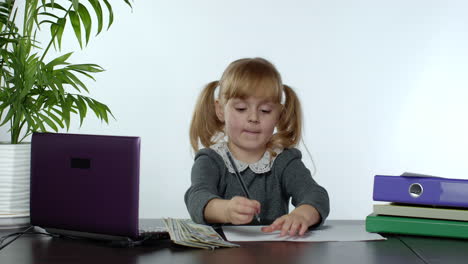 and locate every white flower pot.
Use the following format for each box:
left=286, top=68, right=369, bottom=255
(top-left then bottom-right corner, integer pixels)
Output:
left=0, top=143, right=31, bottom=228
